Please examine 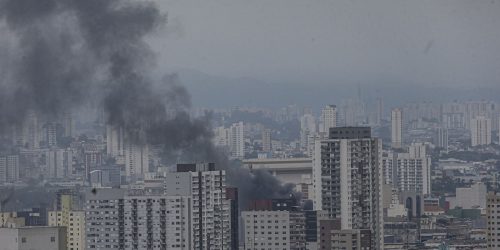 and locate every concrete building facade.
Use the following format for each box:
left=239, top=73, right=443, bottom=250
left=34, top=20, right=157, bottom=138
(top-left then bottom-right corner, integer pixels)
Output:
left=313, top=127, right=384, bottom=249
left=0, top=226, right=67, bottom=250
left=391, top=108, right=403, bottom=149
